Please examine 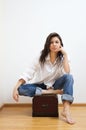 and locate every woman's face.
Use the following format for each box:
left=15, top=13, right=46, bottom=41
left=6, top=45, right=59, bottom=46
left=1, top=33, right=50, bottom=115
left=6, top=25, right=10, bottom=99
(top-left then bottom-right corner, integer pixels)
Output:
left=49, top=36, right=61, bottom=53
